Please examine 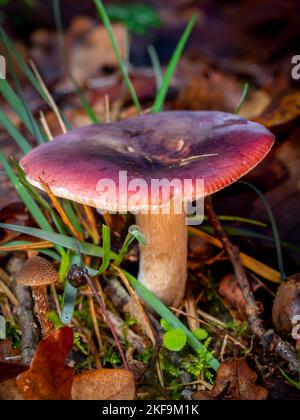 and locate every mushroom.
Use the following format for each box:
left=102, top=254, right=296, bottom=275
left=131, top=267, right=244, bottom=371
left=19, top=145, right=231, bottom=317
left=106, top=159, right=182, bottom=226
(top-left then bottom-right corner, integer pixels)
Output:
left=17, top=256, right=58, bottom=337
left=20, top=111, right=274, bottom=306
